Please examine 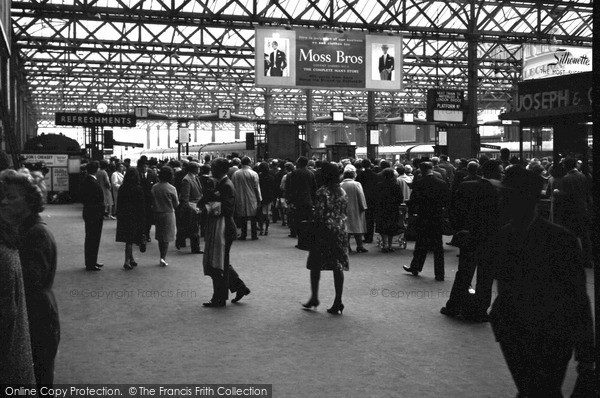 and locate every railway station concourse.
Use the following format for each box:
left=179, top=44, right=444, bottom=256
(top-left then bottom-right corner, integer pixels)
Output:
left=0, top=1, right=599, bottom=397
